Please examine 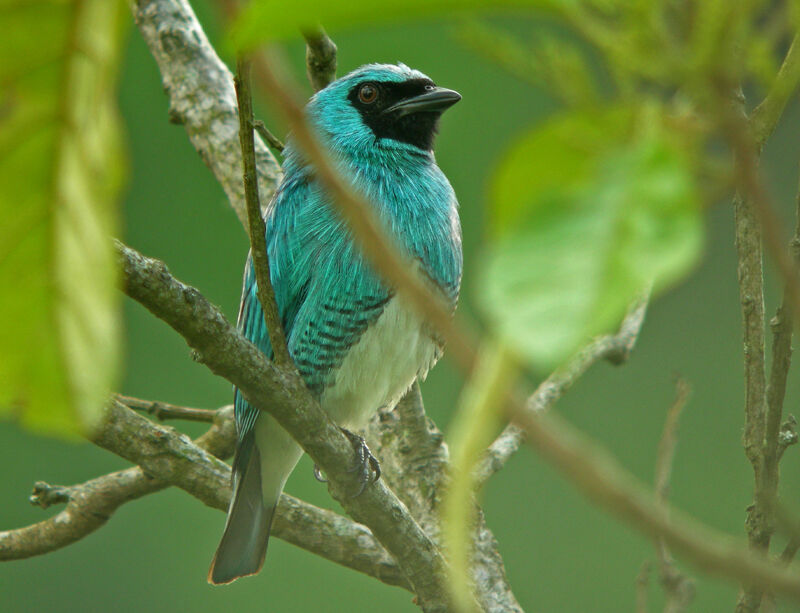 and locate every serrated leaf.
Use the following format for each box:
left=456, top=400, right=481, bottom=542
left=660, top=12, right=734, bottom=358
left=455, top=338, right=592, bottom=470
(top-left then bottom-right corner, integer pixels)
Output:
left=0, top=0, right=127, bottom=436
left=479, top=107, right=703, bottom=370
left=231, top=0, right=566, bottom=49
